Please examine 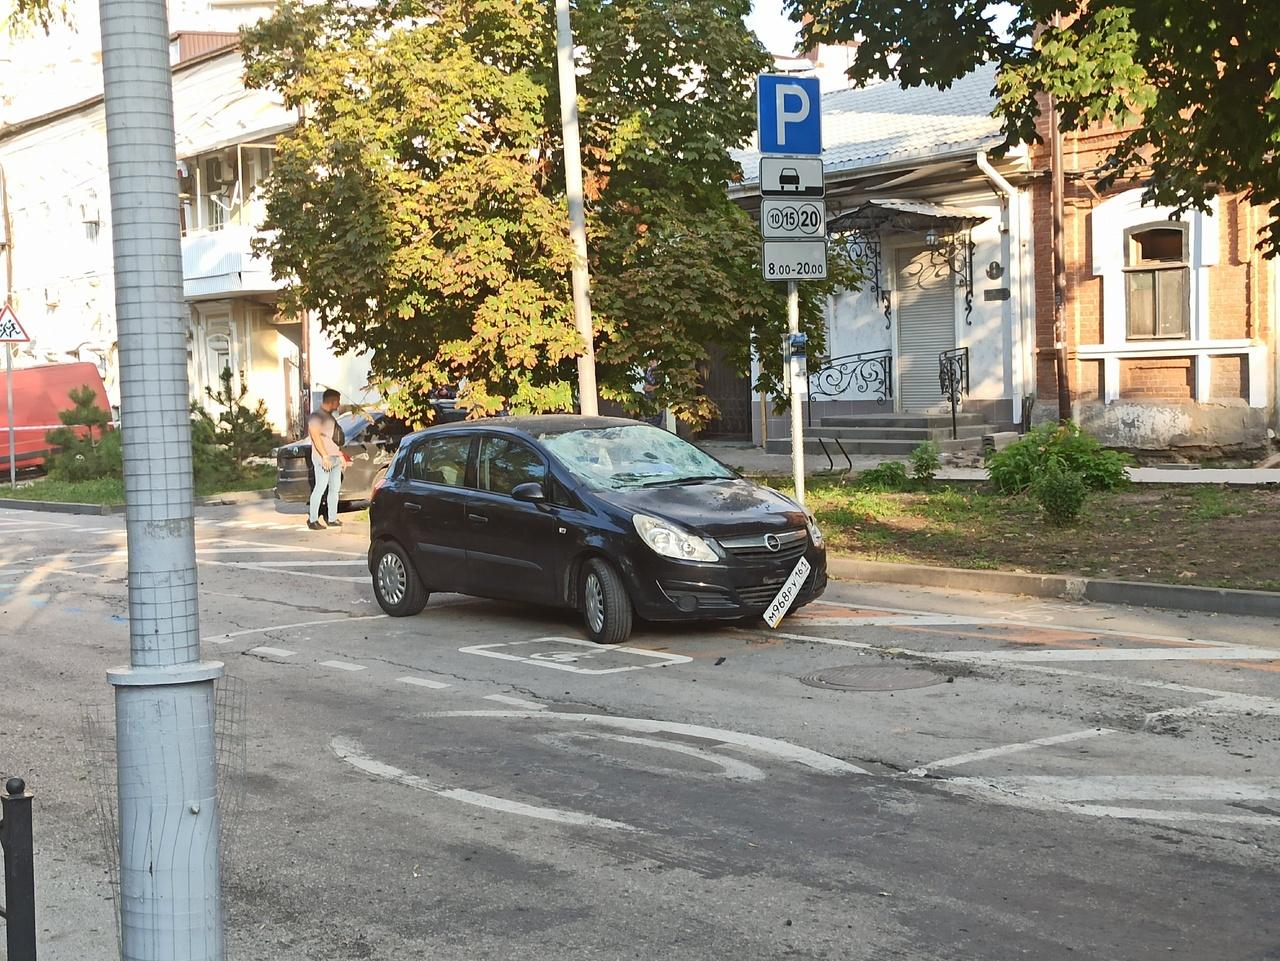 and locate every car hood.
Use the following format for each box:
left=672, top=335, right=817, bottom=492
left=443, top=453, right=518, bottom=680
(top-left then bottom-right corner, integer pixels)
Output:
left=594, top=478, right=806, bottom=538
